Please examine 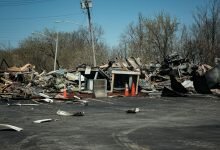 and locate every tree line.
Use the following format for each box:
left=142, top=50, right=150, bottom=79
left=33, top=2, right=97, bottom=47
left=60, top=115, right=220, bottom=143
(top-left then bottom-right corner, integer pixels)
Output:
left=111, top=0, right=220, bottom=66
left=0, top=0, right=220, bottom=71
left=0, top=27, right=109, bottom=71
